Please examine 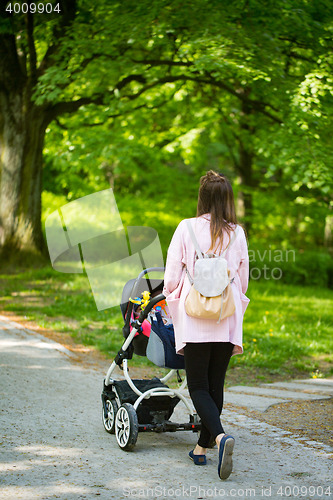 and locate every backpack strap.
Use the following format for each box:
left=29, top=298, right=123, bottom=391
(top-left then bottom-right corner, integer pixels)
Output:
left=186, top=220, right=203, bottom=259
left=185, top=267, right=194, bottom=285
left=185, top=221, right=239, bottom=285
left=221, top=225, right=239, bottom=257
